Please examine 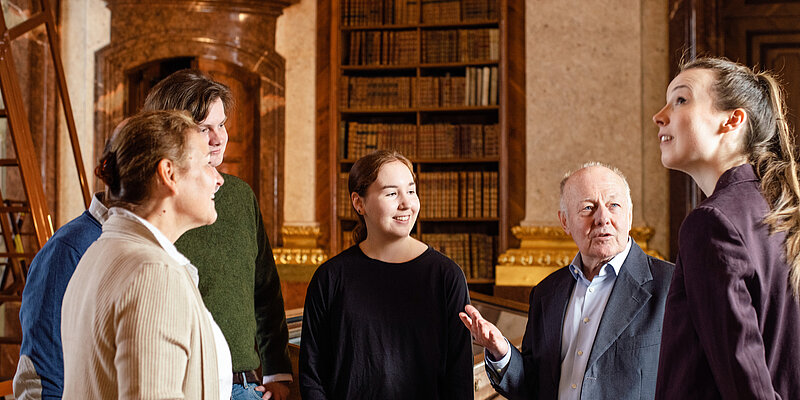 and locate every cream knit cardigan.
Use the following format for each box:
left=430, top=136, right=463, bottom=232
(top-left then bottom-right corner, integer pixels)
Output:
left=61, top=214, right=219, bottom=399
